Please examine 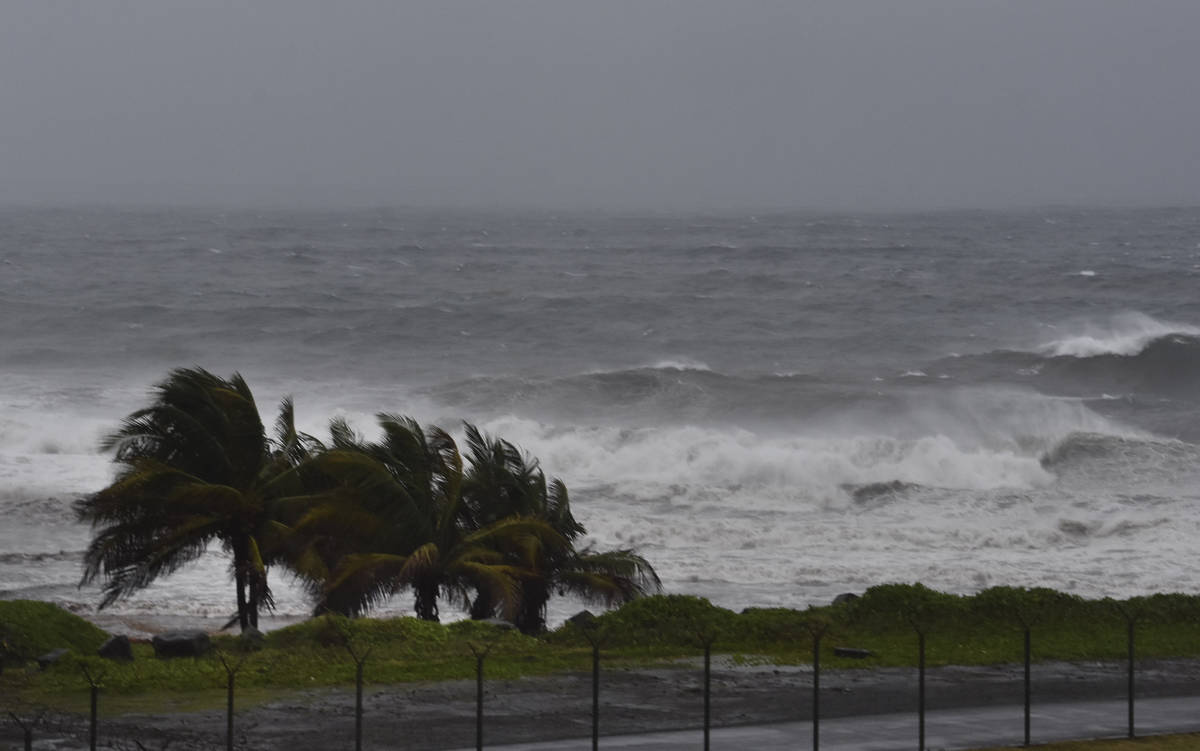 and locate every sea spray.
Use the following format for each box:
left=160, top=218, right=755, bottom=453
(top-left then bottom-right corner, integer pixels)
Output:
left=5, top=206, right=1200, bottom=627
left=1039, top=311, right=1200, bottom=358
